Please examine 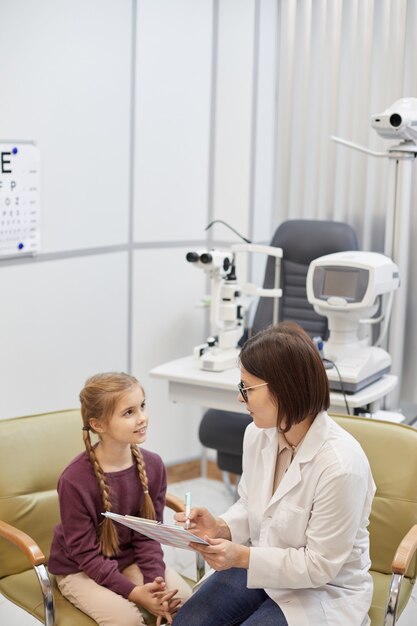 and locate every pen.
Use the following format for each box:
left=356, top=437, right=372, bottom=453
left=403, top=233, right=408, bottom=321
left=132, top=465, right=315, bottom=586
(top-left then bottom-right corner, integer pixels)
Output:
left=185, top=491, right=191, bottom=530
